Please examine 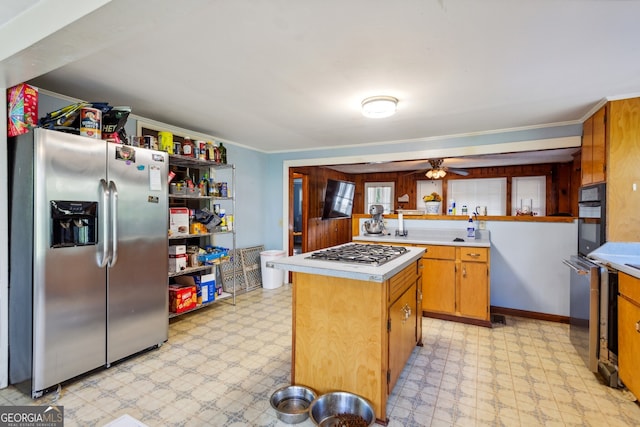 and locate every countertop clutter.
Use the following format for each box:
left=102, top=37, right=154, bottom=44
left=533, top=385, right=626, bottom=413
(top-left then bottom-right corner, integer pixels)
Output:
left=354, top=228, right=491, bottom=247
left=589, top=242, right=640, bottom=280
